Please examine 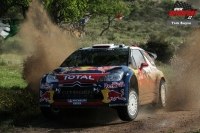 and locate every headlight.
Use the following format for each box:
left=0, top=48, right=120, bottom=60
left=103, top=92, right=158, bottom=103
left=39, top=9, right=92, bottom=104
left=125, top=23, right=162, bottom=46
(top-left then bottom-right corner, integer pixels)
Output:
left=98, top=70, right=124, bottom=82
left=46, top=74, right=59, bottom=83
